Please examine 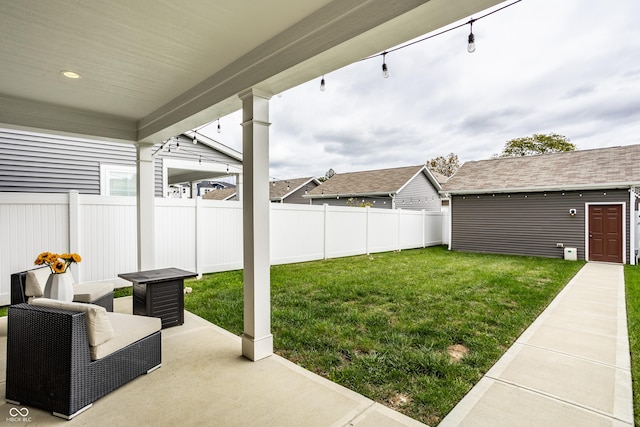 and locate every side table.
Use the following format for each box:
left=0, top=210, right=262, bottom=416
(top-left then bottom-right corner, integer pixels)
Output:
left=118, top=268, right=197, bottom=328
